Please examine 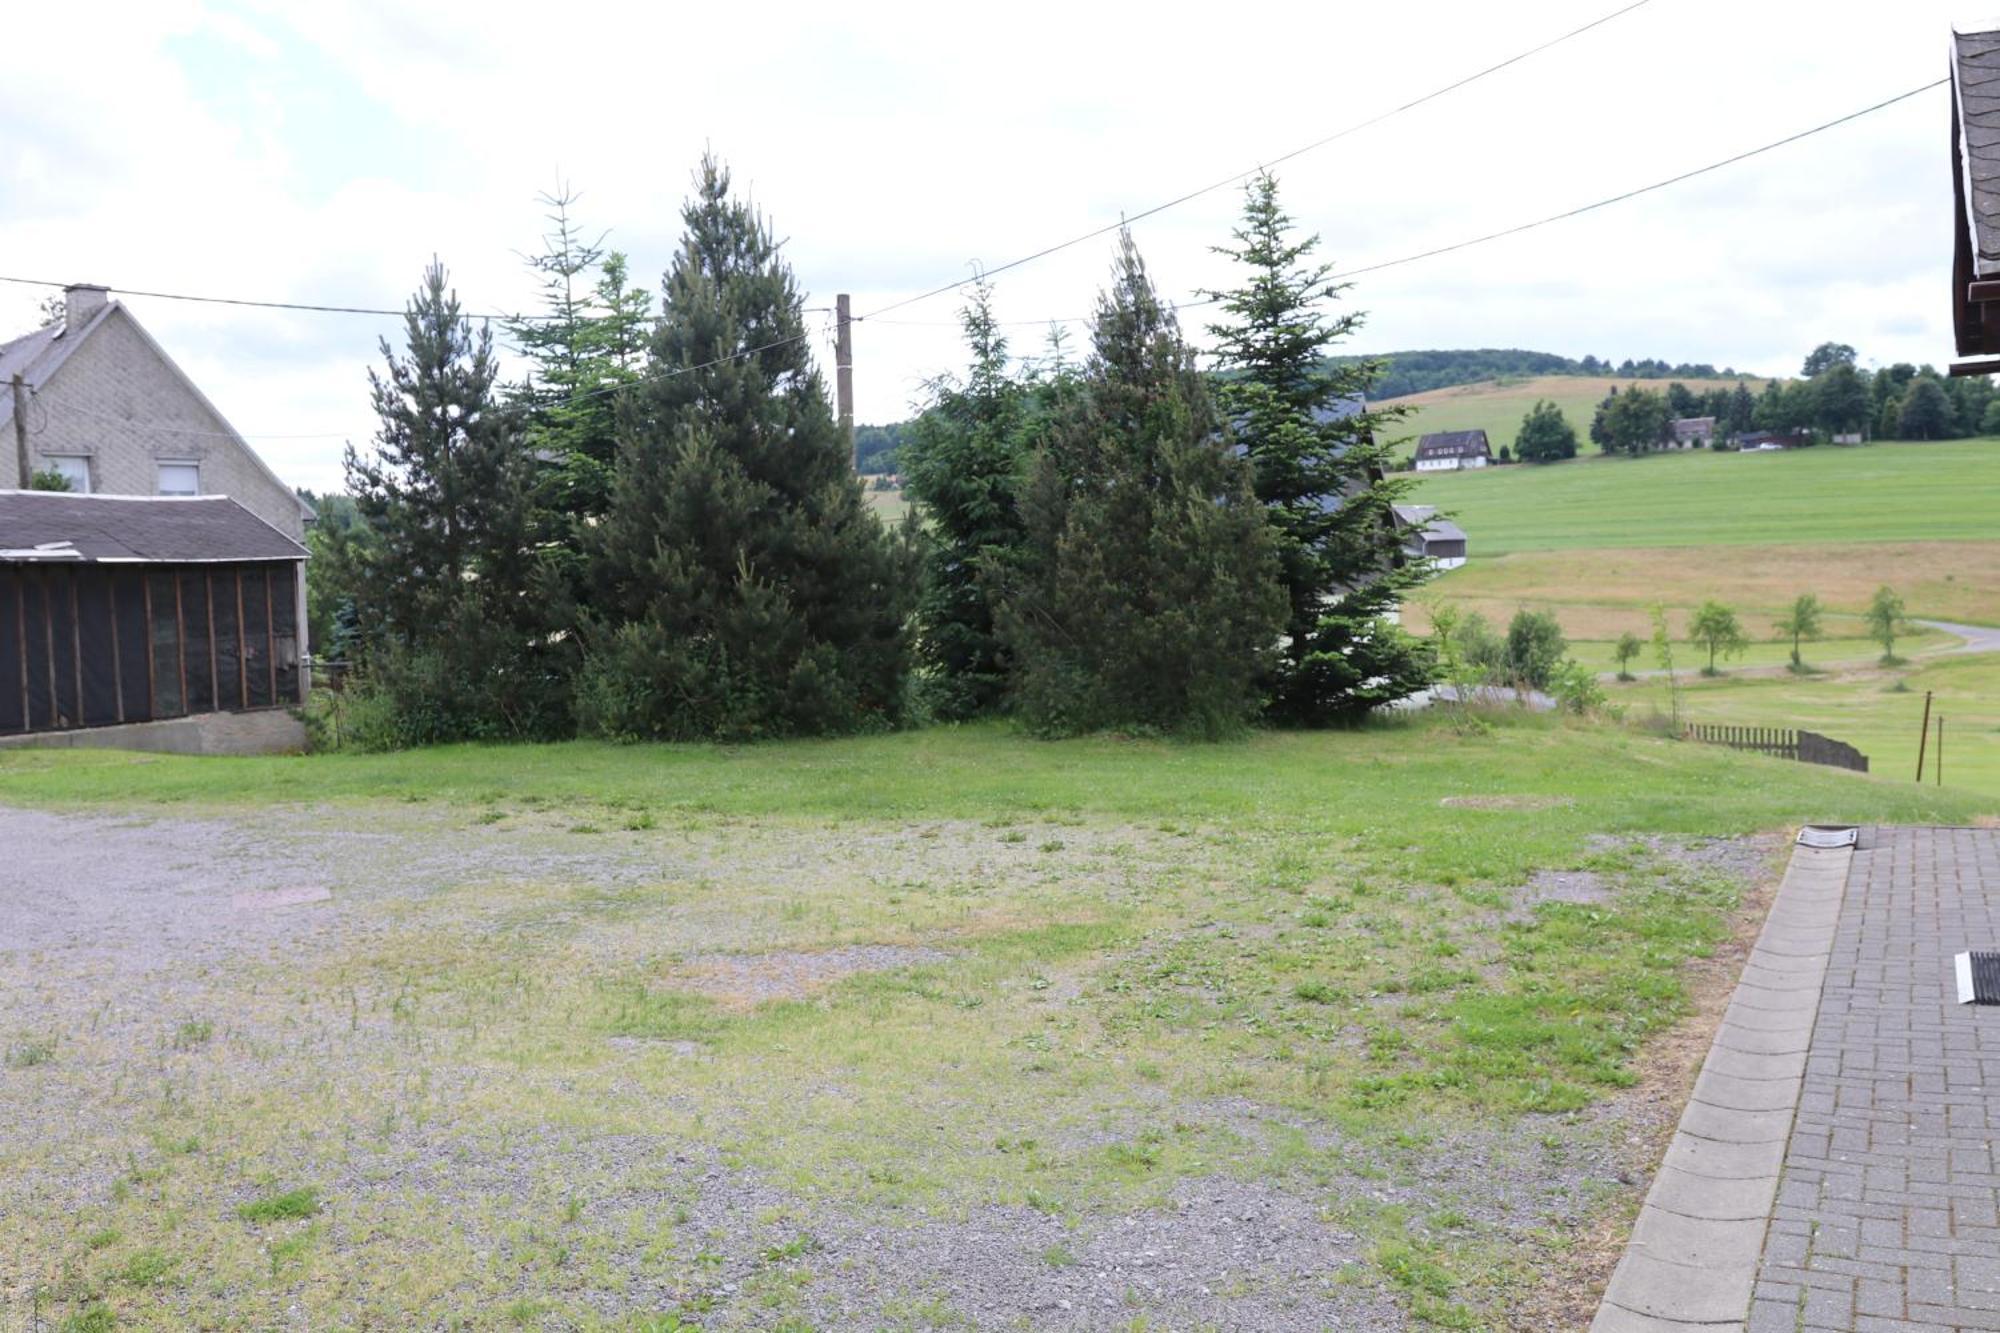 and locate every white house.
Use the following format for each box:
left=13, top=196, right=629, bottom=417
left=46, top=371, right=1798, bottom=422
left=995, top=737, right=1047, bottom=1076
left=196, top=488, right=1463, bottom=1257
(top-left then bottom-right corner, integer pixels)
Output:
left=1412, top=430, right=1492, bottom=472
